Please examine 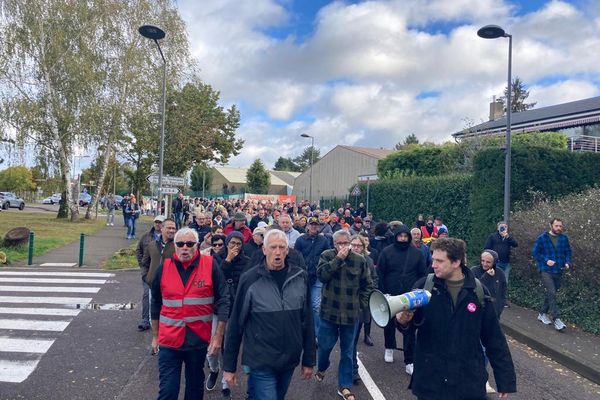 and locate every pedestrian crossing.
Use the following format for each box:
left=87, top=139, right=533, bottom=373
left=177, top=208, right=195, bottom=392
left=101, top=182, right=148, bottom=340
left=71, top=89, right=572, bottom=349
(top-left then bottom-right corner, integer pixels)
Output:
left=0, top=270, right=114, bottom=383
